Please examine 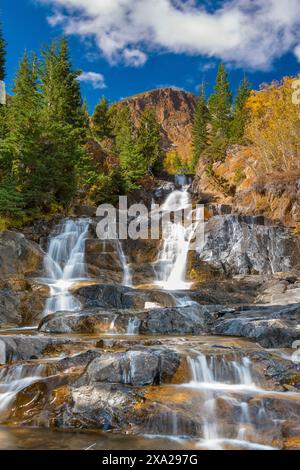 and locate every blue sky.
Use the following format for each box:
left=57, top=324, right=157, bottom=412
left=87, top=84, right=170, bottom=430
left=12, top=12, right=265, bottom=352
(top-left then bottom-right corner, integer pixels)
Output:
left=2, top=0, right=300, bottom=112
